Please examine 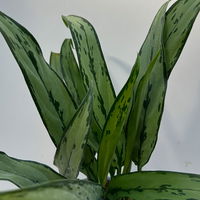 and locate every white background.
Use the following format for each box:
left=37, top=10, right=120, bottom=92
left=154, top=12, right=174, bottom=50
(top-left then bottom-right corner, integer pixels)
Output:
left=0, top=0, right=200, bottom=191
